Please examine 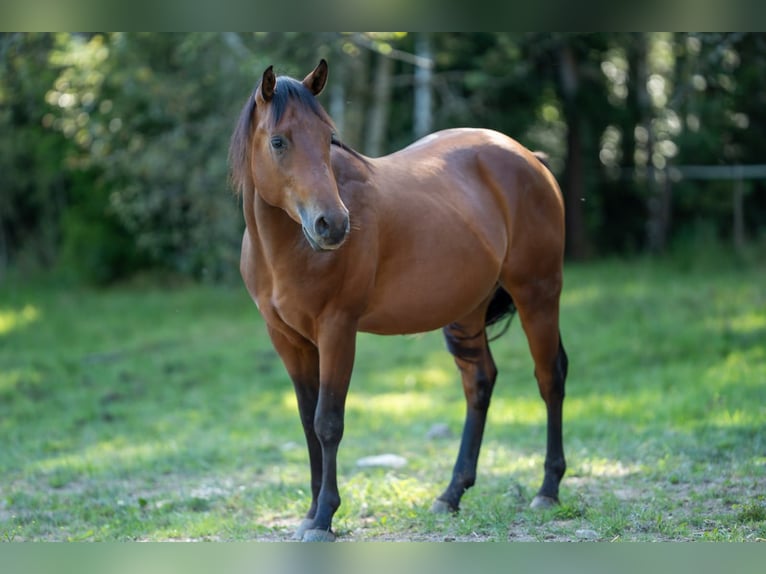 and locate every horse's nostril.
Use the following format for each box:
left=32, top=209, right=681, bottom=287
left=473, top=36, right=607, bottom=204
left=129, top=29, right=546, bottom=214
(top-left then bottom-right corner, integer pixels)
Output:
left=311, top=212, right=350, bottom=247
left=315, top=215, right=330, bottom=238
